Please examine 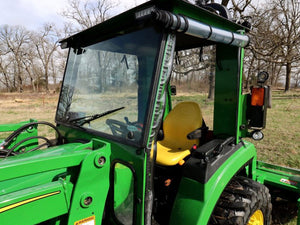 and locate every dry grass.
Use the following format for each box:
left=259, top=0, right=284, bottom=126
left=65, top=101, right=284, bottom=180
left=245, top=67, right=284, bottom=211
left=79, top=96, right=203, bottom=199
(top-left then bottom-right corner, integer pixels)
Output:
left=0, top=92, right=59, bottom=139
left=253, top=90, right=300, bottom=169
left=0, top=92, right=58, bottom=123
